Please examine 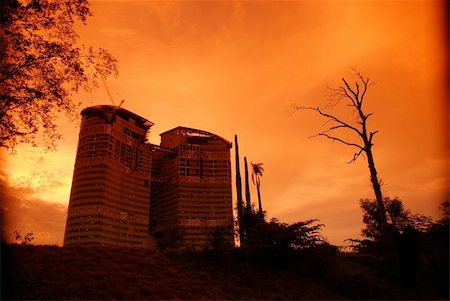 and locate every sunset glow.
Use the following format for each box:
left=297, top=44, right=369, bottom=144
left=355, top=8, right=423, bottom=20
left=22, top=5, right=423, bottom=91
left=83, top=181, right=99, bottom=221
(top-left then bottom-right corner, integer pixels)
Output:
left=2, top=0, right=448, bottom=246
